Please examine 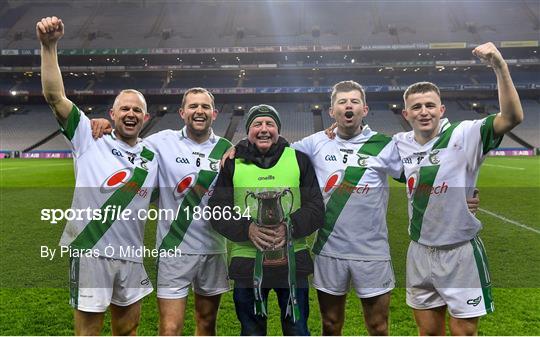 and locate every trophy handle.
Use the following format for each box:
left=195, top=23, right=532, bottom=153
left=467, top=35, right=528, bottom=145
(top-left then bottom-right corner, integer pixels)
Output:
left=244, top=191, right=256, bottom=209
left=282, top=188, right=294, bottom=217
